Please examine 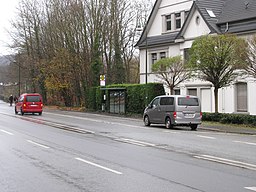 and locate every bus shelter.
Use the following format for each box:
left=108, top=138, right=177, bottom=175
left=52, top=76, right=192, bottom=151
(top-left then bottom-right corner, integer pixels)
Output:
left=100, top=87, right=126, bottom=114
